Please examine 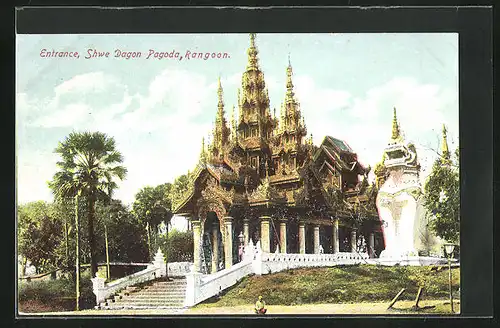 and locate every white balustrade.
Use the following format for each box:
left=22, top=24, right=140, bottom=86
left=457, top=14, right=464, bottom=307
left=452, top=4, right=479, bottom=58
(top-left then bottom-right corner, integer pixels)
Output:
left=91, top=248, right=172, bottom=305
left=184, top=257, right=253, bottom=307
